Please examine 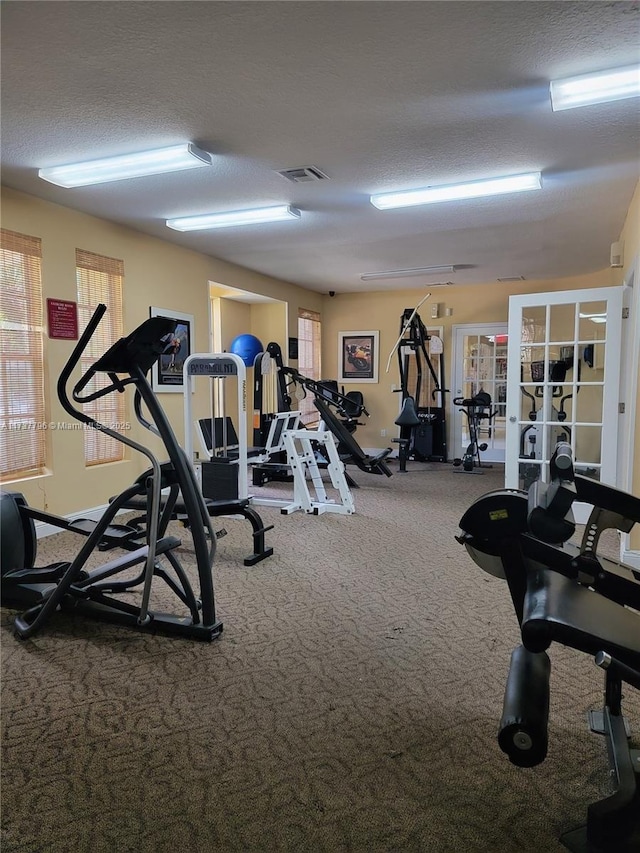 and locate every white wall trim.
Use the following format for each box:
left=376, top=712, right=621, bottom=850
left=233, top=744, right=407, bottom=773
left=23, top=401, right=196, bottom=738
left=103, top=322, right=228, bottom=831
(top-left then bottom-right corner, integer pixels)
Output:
left=35, top=503, right=128, bottom=539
